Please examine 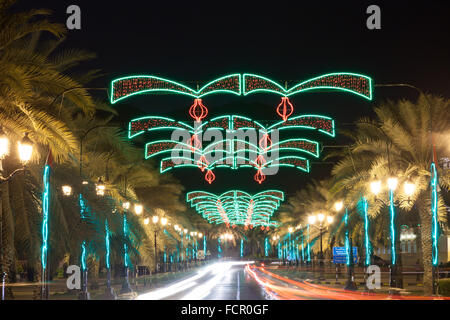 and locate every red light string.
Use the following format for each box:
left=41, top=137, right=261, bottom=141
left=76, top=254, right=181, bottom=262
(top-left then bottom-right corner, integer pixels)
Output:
left=197, top=154, right=208, bottom=172
left=188, top=134, right=201, bottom=152
left=276, top=96, right=294, bottom=121
left=189, top=98, right=208, bottom=122
left=205, top=169, right=215, bottom=184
